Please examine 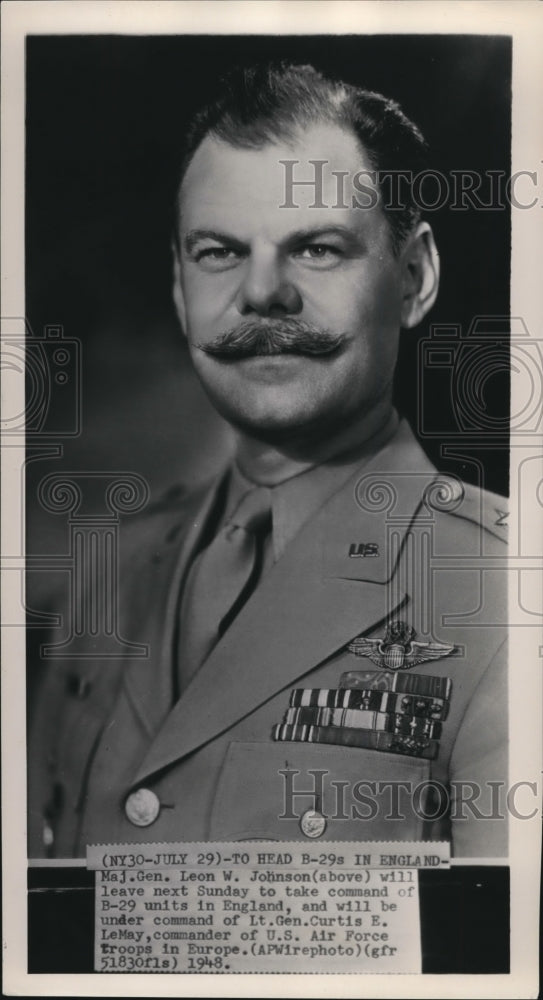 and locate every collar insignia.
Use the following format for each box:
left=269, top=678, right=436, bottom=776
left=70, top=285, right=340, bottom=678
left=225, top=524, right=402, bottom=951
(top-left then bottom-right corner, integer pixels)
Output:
left=347, top=620, right=457, bottom=671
